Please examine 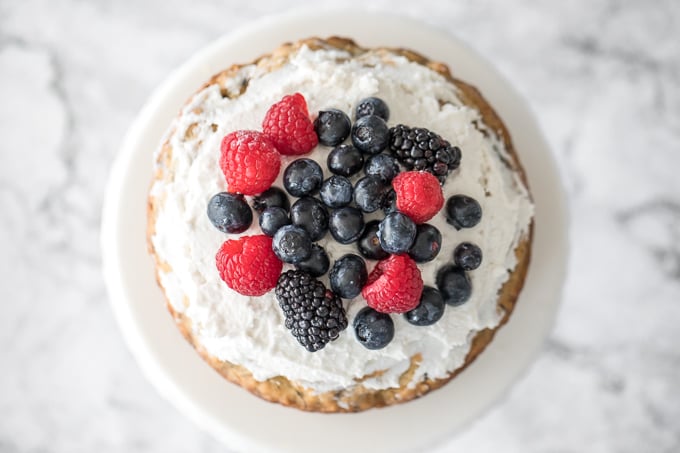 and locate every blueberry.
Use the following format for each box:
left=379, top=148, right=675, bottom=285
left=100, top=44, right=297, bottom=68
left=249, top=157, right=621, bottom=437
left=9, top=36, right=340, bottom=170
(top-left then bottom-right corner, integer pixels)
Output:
left=408, top=224, right=442, bottom=263
left=329, top=254, right=368, bottom=299
left=453, top=242, right=483, bottom=270
left=329, top=207, right=364, bottom=244
left=207, top=192, right=253, bottom=234
left=381, top=189, right=398, bottom=215
left=251, top=187, right=289, bottom=213
left=357, top=220, right=389, bottom=260
left=354, top=175, right=389, bottom=213
left=445, top=195, right=482, bottom=230
left=364, top=154, right=400, bottom=182
left=327, top=144, right=364, bottom=177
left=404, top=286, right=445, bottom=326
left=353, top=307, right=394, bottom=350
left=320, top=175, right=353, bottom=208
left=272, top=225, right=312, bottom=264
left=314, top=109, right=351, bottom=146
left=378, top=212, right=416, bottom=254
left=355, top=97, right=390, bottom=121
left=351, top=115, right=389, bottom=155
left=290, top=197, right=329, bottom=241
left=283, top=159, right=324, bottom=197
left=436, top=265, right=472, bottom=306
left=295, top=244, right=330, bottom=277
left=259, top=206, right=290, bottom=237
